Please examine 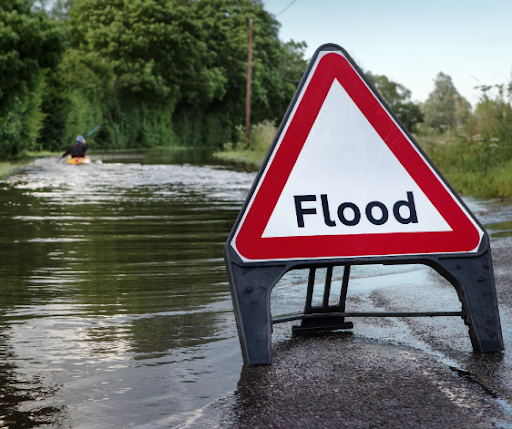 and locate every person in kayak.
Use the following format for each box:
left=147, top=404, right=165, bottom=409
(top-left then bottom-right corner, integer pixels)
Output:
left=61, top=135, right=90, bottom=159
